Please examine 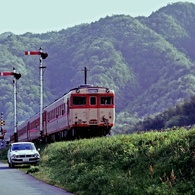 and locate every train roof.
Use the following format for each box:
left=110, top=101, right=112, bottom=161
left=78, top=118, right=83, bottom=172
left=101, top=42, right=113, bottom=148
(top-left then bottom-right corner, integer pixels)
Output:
left=69, top=84, right=112, bottom=92
left=44, top=84, right=113, bottom=109
left=17, top=84, right=114, bottom=125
